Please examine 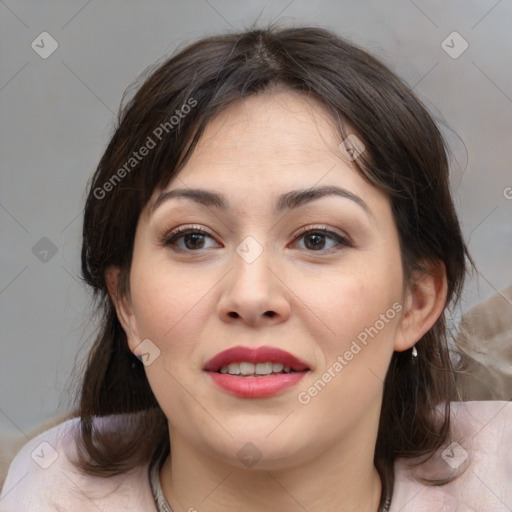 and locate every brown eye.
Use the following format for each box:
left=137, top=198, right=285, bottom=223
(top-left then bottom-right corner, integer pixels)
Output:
left=163, top=227, right=219, bottom=251
left=304, top=233, right=327, bottom=250
left=293, top=228, right=351, bottom=252
left=182, top=233, right=207, bottom=250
